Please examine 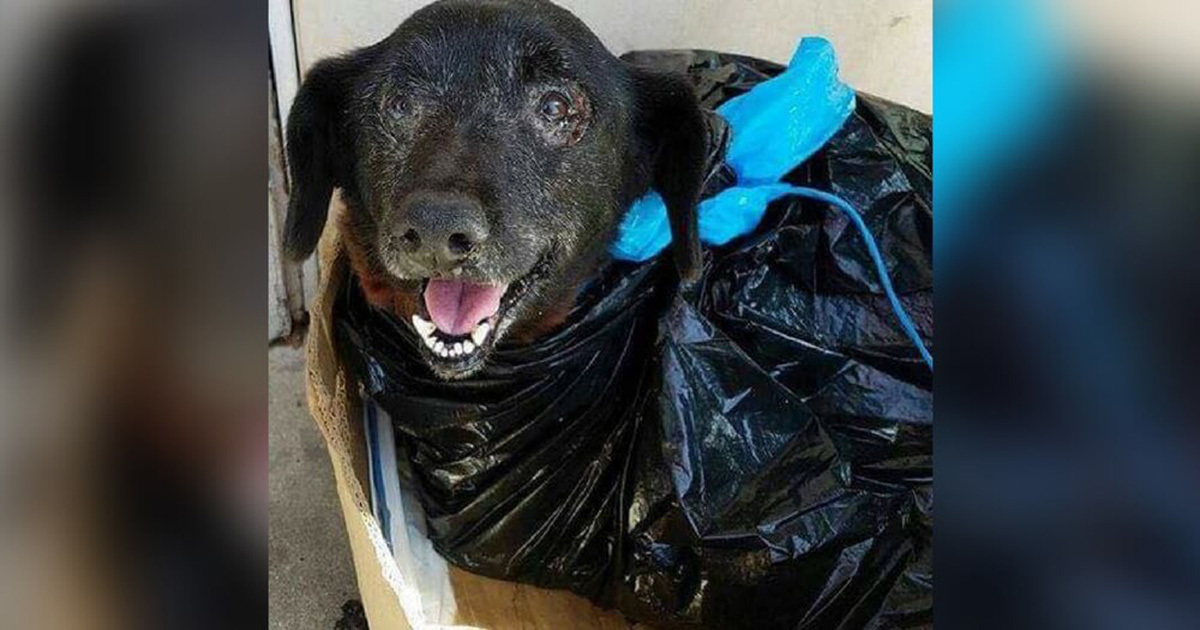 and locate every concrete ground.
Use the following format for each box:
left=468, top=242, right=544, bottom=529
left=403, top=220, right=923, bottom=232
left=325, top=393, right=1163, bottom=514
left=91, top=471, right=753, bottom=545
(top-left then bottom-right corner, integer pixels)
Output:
left=270, top=344, right=359, bottom=629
